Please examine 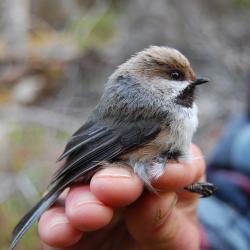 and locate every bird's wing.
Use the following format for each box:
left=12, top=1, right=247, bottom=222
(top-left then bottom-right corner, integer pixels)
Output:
left=9, top=120, right=161, bottom=250
left=51, top=120, right=160, bottom=185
